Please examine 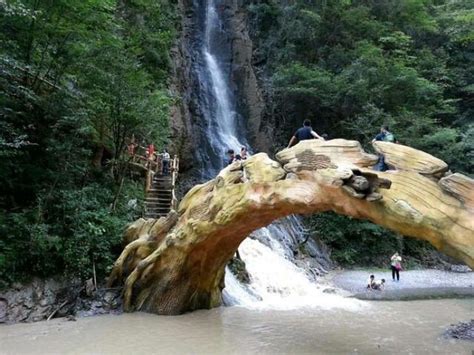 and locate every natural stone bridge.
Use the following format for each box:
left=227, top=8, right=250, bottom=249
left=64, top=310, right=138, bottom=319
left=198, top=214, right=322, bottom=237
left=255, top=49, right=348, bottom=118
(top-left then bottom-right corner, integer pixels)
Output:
left=109, top=139, right=474, bottom=315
